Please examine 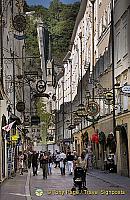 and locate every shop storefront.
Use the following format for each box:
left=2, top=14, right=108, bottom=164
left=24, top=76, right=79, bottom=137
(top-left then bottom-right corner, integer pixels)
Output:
left=71, top=109, right=130, bottom=178
left=84, top=116, right=114, bottom=170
